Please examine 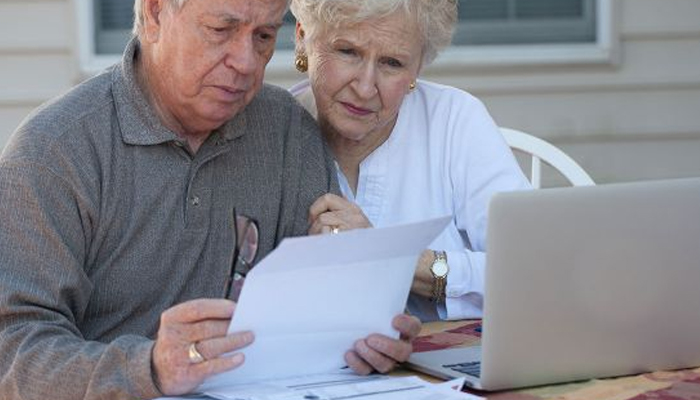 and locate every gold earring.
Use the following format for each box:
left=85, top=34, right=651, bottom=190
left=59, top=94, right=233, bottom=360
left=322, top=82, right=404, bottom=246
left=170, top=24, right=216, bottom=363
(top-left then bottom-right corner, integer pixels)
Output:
left=295, top=53, right=308, bottom=73
left=409, top=81, right=416, bottom=90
